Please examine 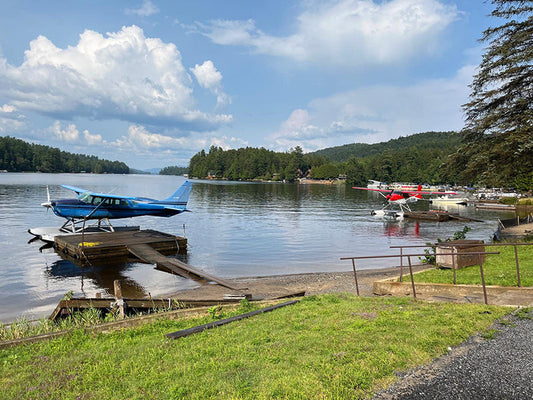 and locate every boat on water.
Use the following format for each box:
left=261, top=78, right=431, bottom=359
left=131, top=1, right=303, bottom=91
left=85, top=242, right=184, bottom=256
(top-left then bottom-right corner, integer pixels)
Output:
left=367, top=180, right=388, bottom=189
left=429, top=195, right=468, bottom=206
